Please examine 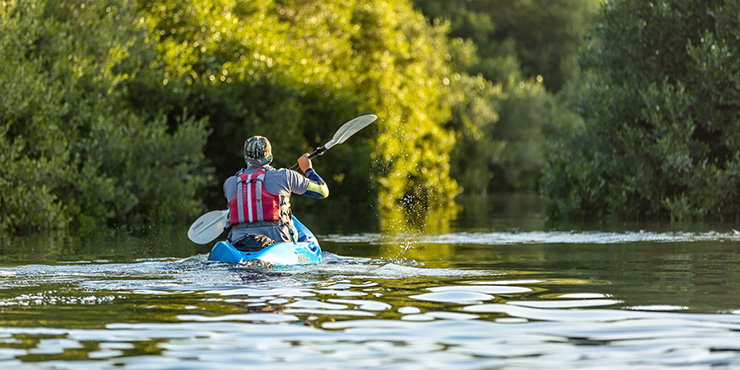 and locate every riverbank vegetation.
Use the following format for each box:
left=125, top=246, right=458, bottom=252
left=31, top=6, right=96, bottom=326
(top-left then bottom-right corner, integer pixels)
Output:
left=1, top=0, right=737, bottom=235
left=542, top=0, right=740, bottom=222
left=413, top=0, right=594, bottom=194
